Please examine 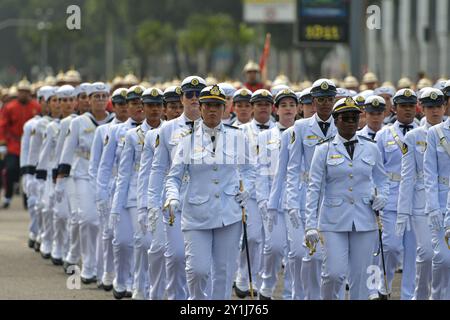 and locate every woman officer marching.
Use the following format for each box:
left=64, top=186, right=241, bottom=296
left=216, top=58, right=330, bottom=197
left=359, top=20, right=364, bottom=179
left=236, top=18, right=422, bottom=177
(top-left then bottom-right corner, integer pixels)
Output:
left=304, top=97, right=389, bottom=300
